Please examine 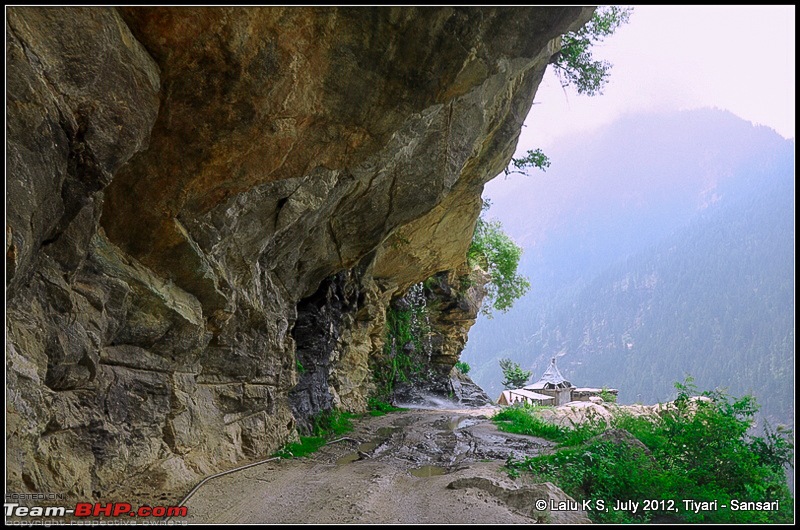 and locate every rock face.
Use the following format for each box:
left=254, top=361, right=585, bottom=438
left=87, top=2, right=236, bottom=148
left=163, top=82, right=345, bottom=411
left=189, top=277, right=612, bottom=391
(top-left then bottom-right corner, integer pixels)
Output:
left=534, top=396, right=717, bottom=429
left=388, top=267, right=493, bottom=408
left=6, top=6, right=594, bottom=499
